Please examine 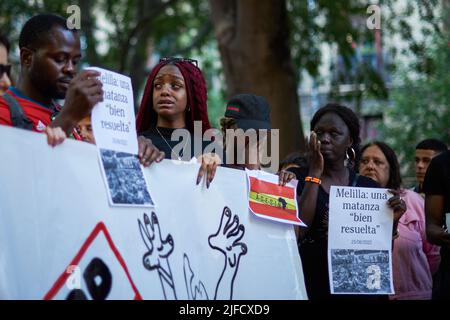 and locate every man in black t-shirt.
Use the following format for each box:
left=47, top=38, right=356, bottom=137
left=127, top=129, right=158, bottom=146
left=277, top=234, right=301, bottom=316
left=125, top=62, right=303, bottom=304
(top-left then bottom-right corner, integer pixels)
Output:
left=413, top=139, right=447, bottom=197
left=423, top=149, right=450, bottom=299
